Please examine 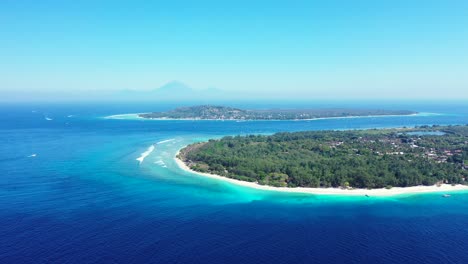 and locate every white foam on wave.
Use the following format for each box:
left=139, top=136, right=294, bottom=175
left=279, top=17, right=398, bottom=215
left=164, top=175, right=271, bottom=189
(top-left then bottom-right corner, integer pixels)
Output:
left=155, top=160, right=165, bottom=165
left=136, top=145, right=155, bottom=164
left=45, top=116, right=53, bottom=121
left=28, top=154, right=37, bottom=158
left=157, top=139, right=175, bottom=144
